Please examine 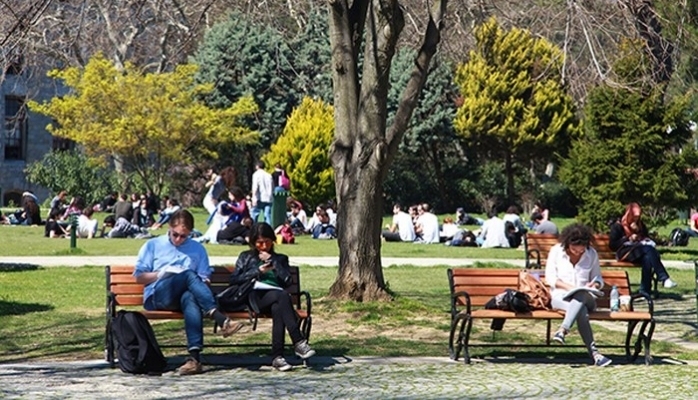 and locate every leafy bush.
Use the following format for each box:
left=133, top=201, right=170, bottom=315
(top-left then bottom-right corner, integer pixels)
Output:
left=262, top=97, right=335, bottom=208
left=25, top=150, right=117, bottom=205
